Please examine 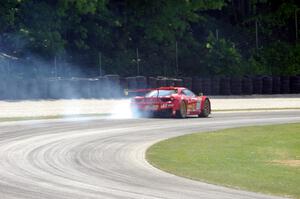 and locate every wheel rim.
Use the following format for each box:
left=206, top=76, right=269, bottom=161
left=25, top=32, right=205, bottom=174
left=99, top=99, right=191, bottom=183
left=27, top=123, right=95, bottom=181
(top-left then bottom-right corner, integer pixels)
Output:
left=204, top=101, right=210, bottom=114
